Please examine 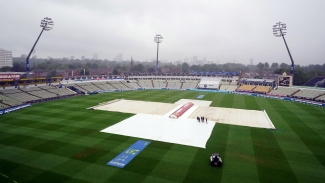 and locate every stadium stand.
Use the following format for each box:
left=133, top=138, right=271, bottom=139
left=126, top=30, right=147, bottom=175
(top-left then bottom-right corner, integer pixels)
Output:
left=107, top=81, right=123, bottom=90
left=237, top=85, right=256, bottom=92
left=269, top=87, right=299, bottom=96
left=303, top=76, right=325, bottom=87
left=127, top=81, right=141, bottom=88
left=0, top=93, right=23, bottom=106
left=76, top=82, right=102, bottom=92
left=4, top=90, right=41, bottom=103
left=183, top=80, right=199, bottom=89
left=26, top=90, right=57, bottom=99
left=292, top=89, right=325, bottom=99
left=253, top=86, right=270, bottom=93
left=0, top=103, right=10, bottom=109
left=166, top=80, right=180, bottom=89
left=138, top=80, right=153, bottom=88
left=120, top=80, right=135, bottom=89
left=189, top=80, right=200, bottom=89
left=315, top=94, right=325, bottom=102
left=219, top=81, right=238, bottom=91
left=46, top=88, right=76, bottom=96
